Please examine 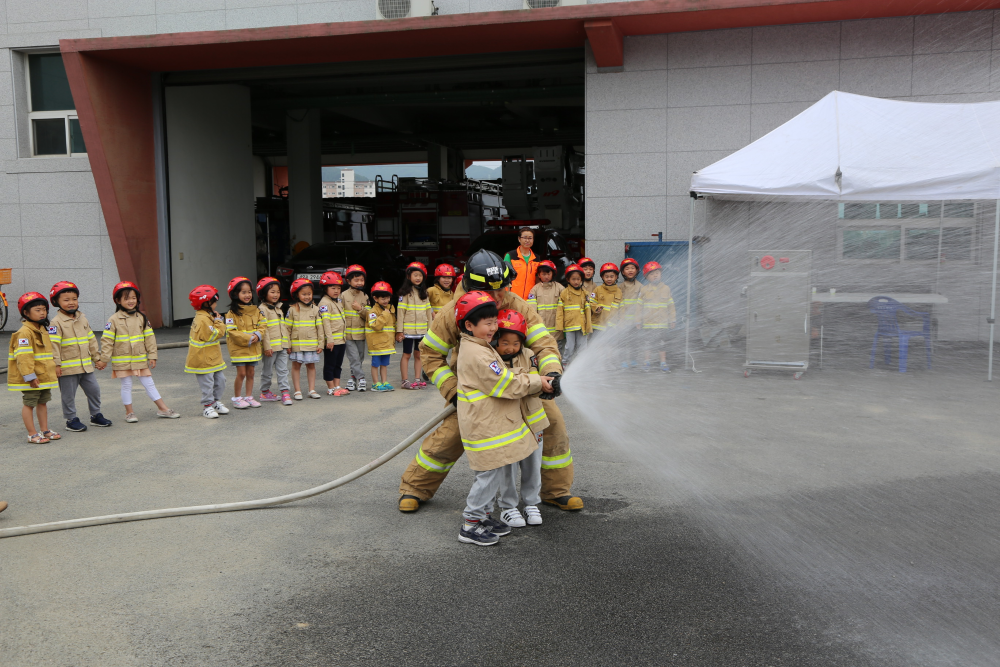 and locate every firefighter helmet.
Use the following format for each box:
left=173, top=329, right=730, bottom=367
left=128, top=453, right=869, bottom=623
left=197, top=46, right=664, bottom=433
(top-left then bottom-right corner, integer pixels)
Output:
left=255, top=277, right=280, bottom=299
left=189, top=285, right=219, bottom=311
left=642, top=261, right=662, bottom=276
left=599, top=262, right=620, bottom=277
left=620, top=257, right=640, bottom=273
left=454, top=290, right=496, bottom=327
left=49, top=281, right=79, bottom=306
left=434, top=263, right=457, bottom=277
left=227, top=276, right=252, bottom=295
left=289, top=278, right=314, bottom=296
left=370, top=281, right=393, bottom=296
left=406, top=261, right=428, bottom=276
left=18, top=292, right=48, bottom=317
left=578, top=256, right=596, bottom=269
left=462, top=250, right=511, bottom=291
left=112, top=281, right=140, bottom=301
left=564, top=263, right=584, bottom=280
left=319, top=271, right=344, bottom=286
left=344, top=264, right=366, bottom=279
left=496, top=308, right=527, bottom=342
